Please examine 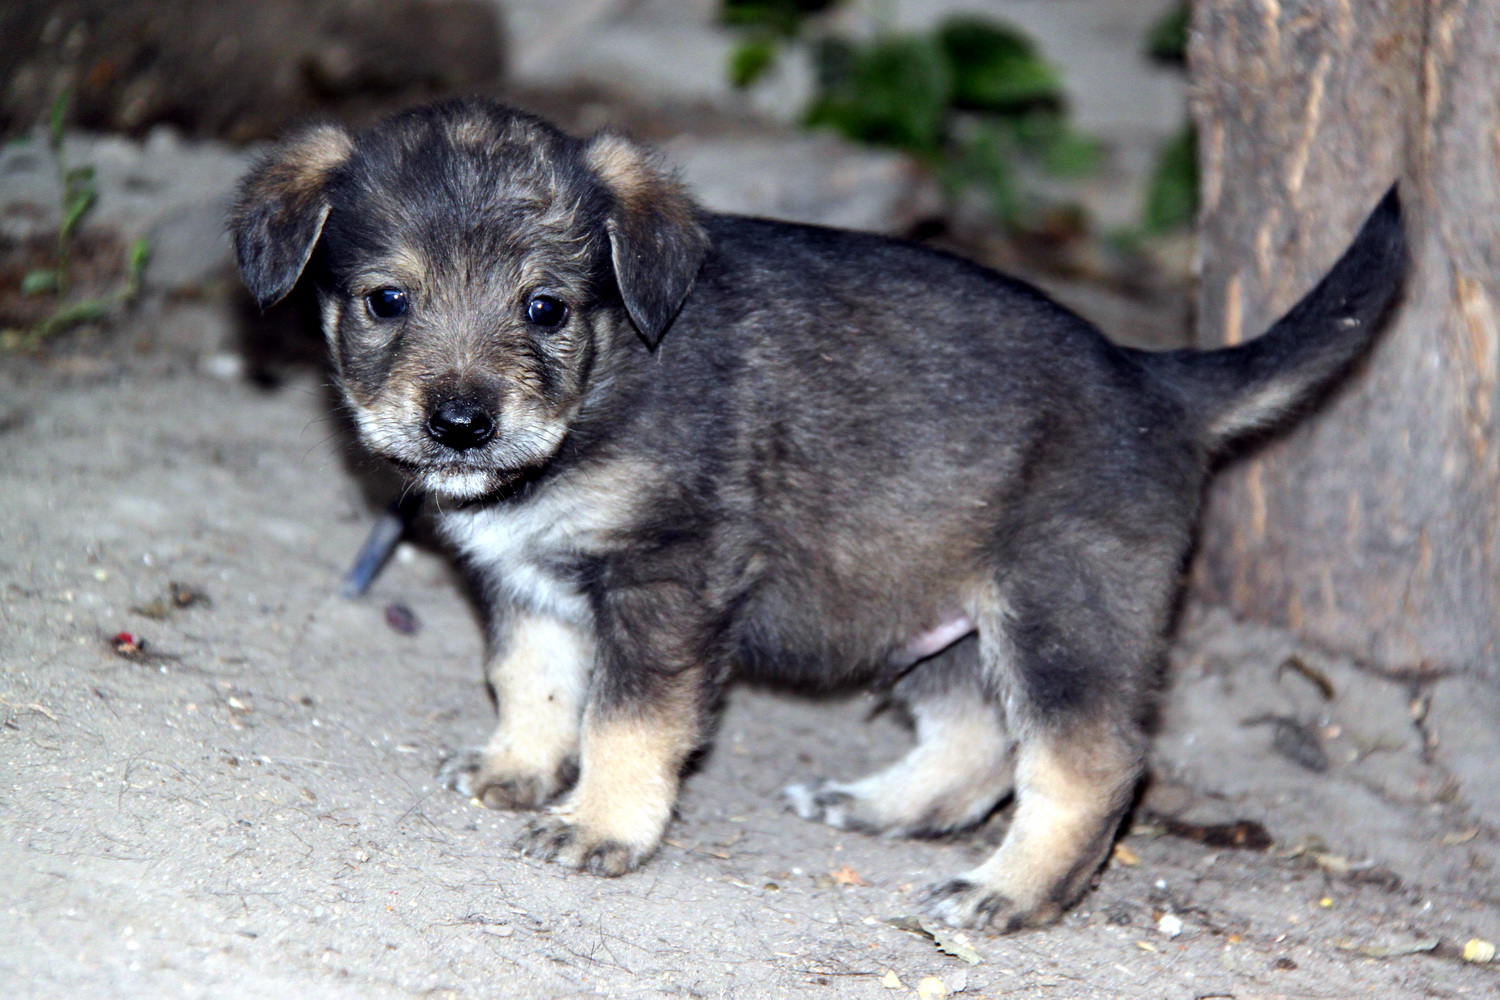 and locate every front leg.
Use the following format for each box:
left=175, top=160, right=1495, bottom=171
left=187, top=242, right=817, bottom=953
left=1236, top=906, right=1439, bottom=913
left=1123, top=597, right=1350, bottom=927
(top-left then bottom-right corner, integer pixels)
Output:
left=518, top=697, right=701, bottom=875
left=518, top=580, right=716, bottom=876
left=443, top=611, right=591, bottom=810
